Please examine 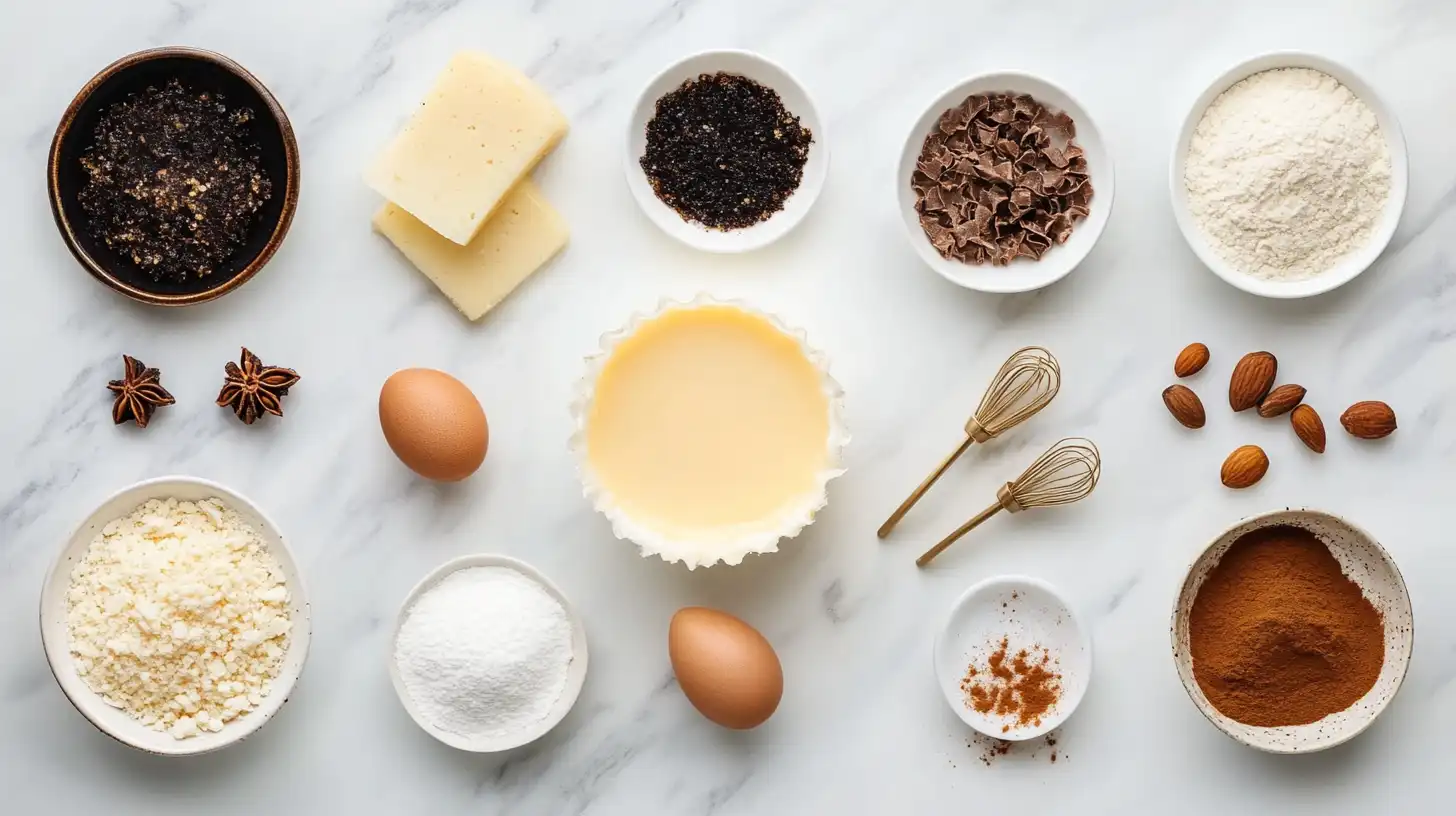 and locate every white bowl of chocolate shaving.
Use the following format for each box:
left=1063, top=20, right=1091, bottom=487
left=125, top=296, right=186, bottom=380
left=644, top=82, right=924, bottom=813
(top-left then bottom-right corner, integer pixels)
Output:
left=897, top=72, right=1113, bottom=293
